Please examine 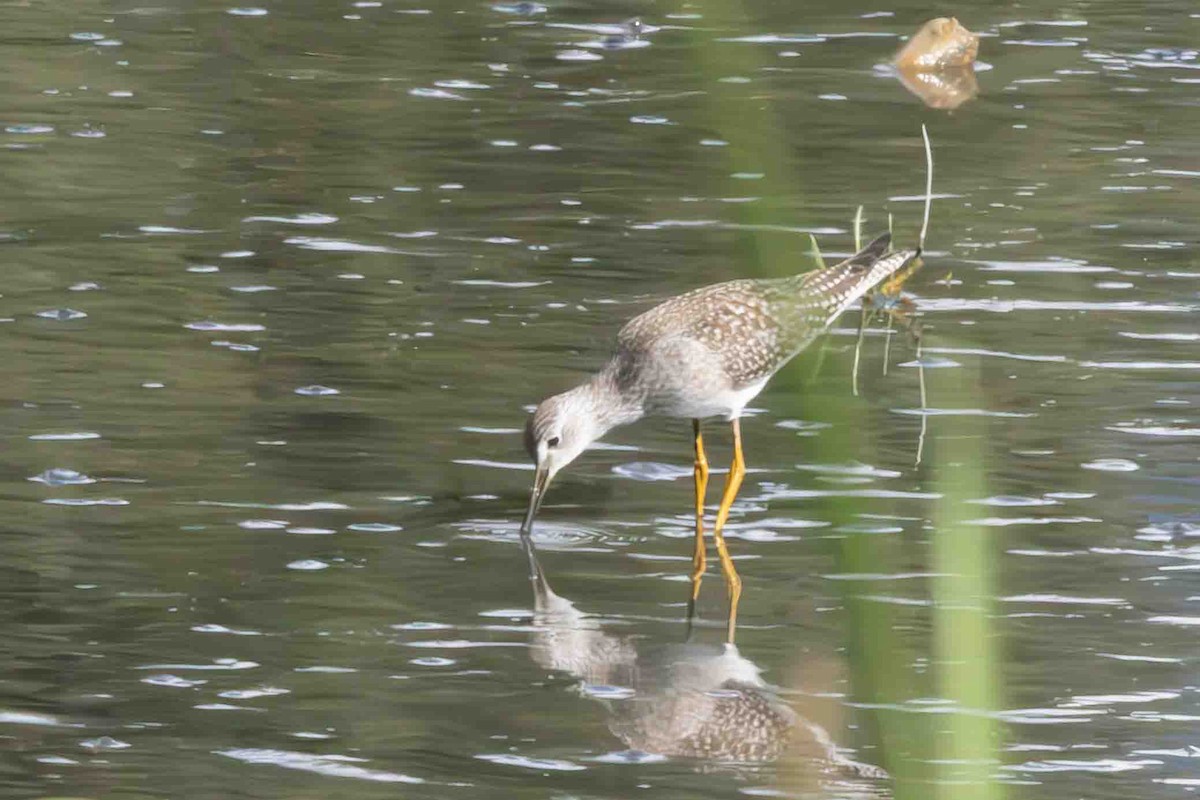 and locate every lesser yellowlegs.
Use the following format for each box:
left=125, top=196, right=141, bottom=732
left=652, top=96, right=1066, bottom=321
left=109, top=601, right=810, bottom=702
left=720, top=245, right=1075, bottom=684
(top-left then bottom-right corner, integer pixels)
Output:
left=520, top=231, right=920, bottom=641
